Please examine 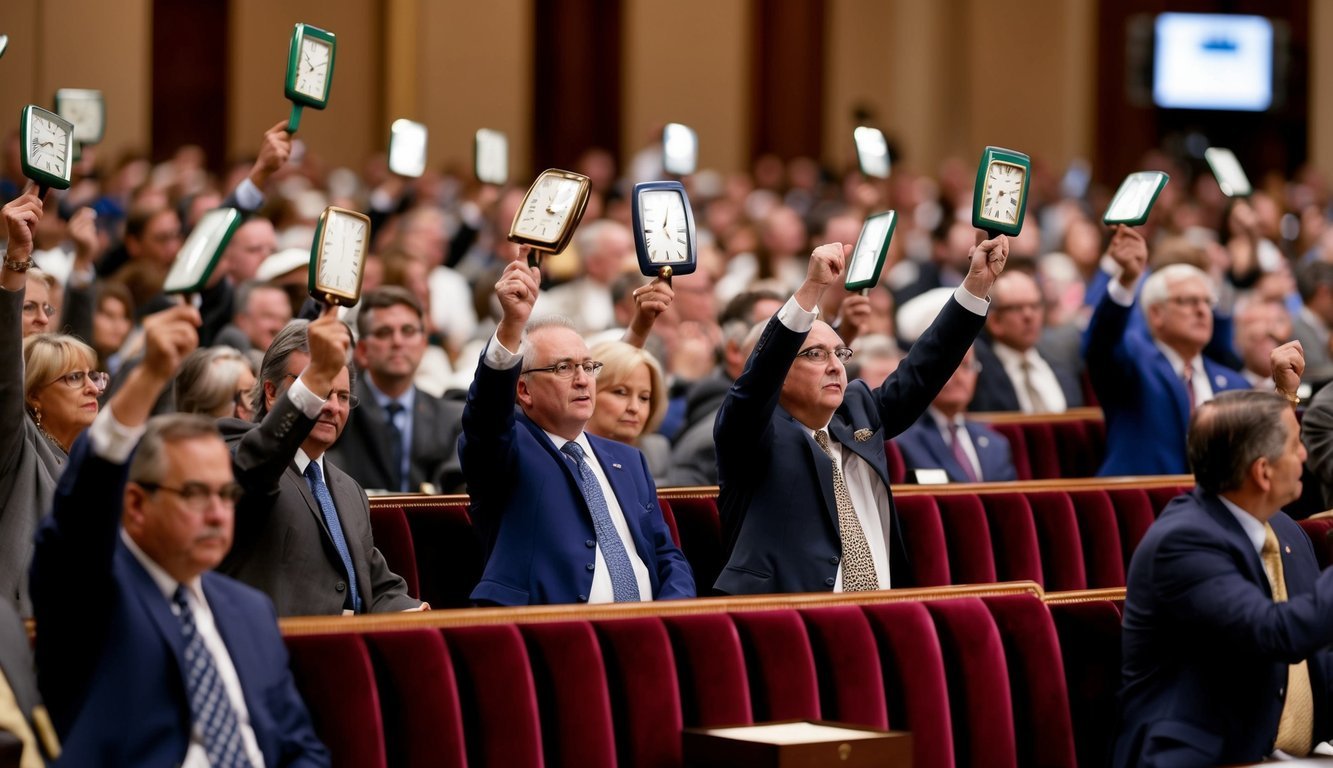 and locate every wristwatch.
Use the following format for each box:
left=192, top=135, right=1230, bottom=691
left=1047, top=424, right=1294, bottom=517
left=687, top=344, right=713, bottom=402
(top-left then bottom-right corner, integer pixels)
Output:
left=3, top=256, right=34, bottom=273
